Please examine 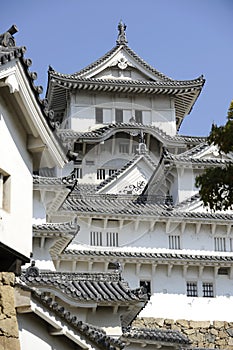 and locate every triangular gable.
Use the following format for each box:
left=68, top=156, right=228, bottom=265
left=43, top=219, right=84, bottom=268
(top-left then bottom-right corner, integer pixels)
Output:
left=81, top=46, right=165, bottom=82
left=97, top=153, right=156, bottom=195
left=193, top=144, right=233, bottom=161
